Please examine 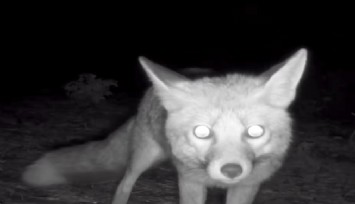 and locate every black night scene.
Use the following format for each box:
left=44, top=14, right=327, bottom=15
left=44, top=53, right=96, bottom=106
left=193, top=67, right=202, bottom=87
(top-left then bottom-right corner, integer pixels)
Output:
left=1, top=2, right=354, bottom=204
